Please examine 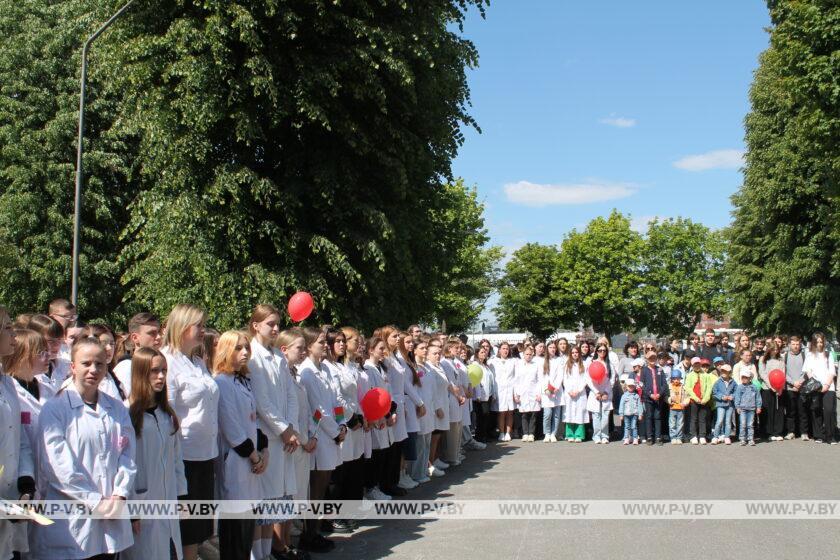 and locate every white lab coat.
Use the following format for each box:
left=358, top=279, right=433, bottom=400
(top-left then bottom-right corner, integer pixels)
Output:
left=362, top=360, right=394, bottom=450
left=164, top=348, right=219, bottom=461
left=122, top=407, right=188, bottom=560
left=113, top=358, right=132, bottom=399
left=299, top=358, right=344, bottom=471
left=249, top=339, right=298, bottom=498
left=441, top=359, right=463, bottom=421
left=585, top=365, right=615, bottom=414
left=99, top=370, right=128, bottom=403
left=215, top=374, right=262, bottom=505
left=453, top=358, right=472, bottom=427
left=540, top=359, right=564, bottom=408
left=514, top=359, right=542, bottom=412
left=476, top=361, right=496, bottom=403
left=326, top=360, right=365, bottom=462
left=561, top=363, right=590, bottom=424
left=383, top=356, right=408, bottom=443
left=355, top=364, right=374, bottom=458
left=490, top=357, right=516, bottom=412
left=289, top=370, right=314, bottom=499
left=425, top=362, right=451, bottom=431
left=33, top=385, right=136, bottom=559
left=35, top=359, right=70, bottom=395
left=416, top=364, right=436, bottom=435
left=0, top=375, right=34, bottom=560
left=398, top=354, right=423, bottom=434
